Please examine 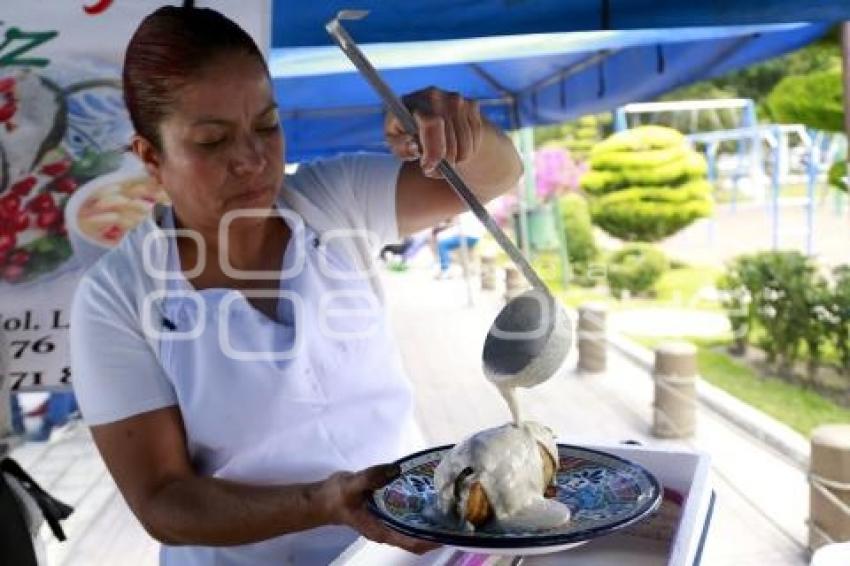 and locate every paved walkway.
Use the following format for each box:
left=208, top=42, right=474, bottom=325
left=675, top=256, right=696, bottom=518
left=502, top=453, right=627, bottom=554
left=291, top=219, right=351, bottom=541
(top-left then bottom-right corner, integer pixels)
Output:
left=608, top=308, right=730, bottom=339
left=10, top=265, right=814, bottom=565
left=657, top=200, right=850, bottom=269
